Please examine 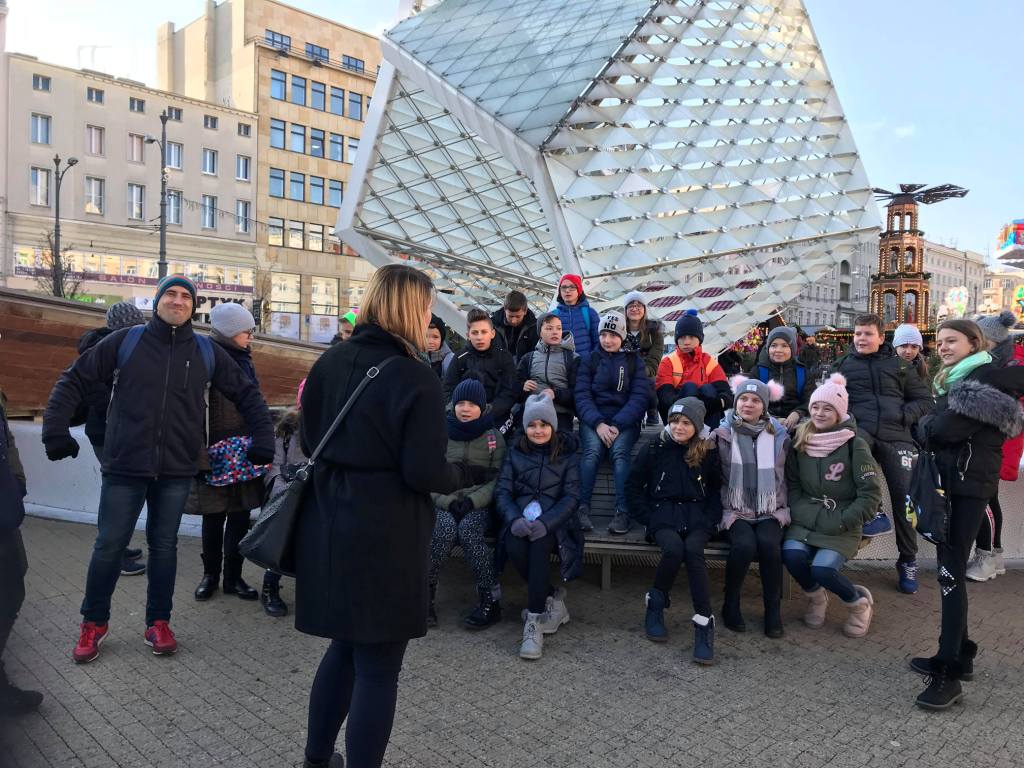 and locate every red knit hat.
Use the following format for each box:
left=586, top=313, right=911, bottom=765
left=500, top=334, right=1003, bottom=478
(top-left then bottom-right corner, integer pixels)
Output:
left=559, top=274, right=584, bottom=297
